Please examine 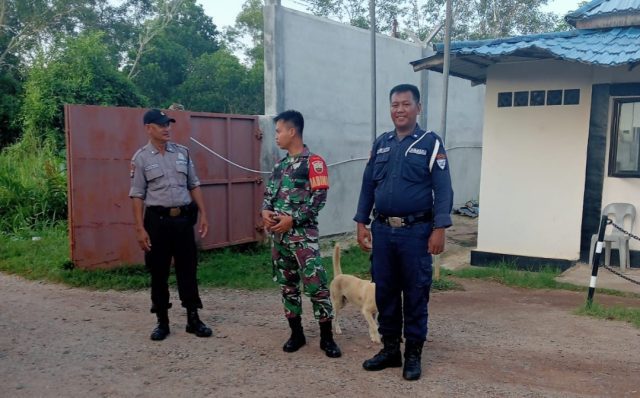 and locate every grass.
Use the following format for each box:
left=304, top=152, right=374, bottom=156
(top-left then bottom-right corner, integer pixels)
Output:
left=2, top=227, right=638, bottom=327
left=576, top=302, right=640, bottom=328
left=0, top=226, right=460, bottom=291
left=447, top=261, right=640, bottom=328
left=446, top=261, right=639, bottom=298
